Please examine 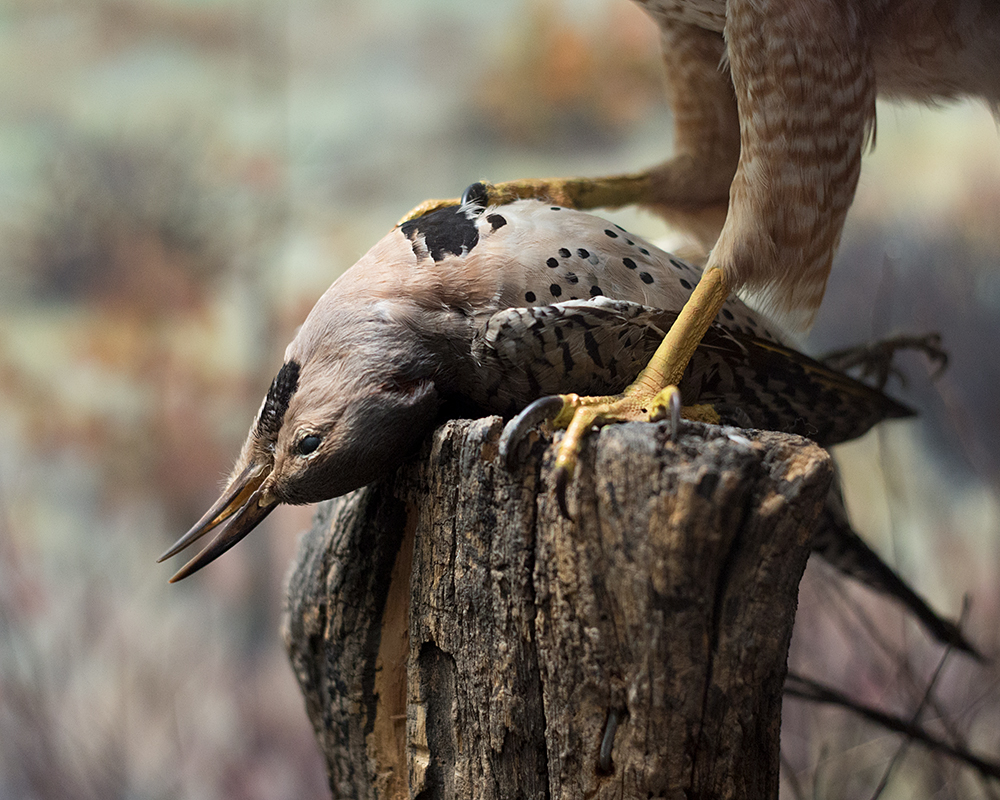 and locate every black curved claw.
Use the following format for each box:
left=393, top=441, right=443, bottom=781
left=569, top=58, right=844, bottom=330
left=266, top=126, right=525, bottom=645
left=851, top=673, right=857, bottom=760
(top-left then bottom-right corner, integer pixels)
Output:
left=461, top=181, right=490, bottom=209
left=554, top=465, right=572, bottom=520
left=499, top=395, right=567, bottom=469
